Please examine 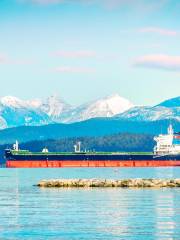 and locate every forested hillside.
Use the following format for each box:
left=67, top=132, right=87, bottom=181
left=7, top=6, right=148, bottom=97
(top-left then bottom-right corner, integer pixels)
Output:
left=0, top=133, right=154, bottom=164
left=0, top=118, right=178, bottom=145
